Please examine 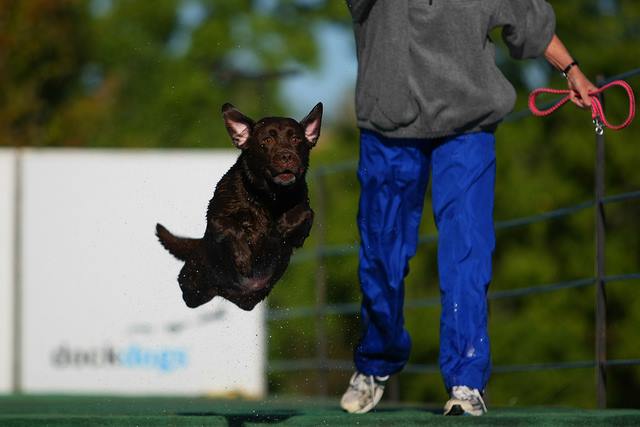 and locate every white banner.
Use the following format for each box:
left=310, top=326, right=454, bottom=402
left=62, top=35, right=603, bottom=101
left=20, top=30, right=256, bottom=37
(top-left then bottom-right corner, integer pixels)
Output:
left=0, top=150, right=15, bottom=393
left=20, top=149, right=266, bottom=396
